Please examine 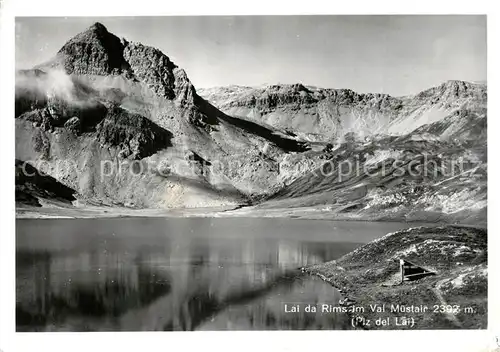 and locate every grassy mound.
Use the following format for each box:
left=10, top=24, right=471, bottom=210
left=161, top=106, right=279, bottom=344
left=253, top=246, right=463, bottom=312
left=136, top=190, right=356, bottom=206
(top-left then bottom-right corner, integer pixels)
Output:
left=305, top=226, right=487, bottom=329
